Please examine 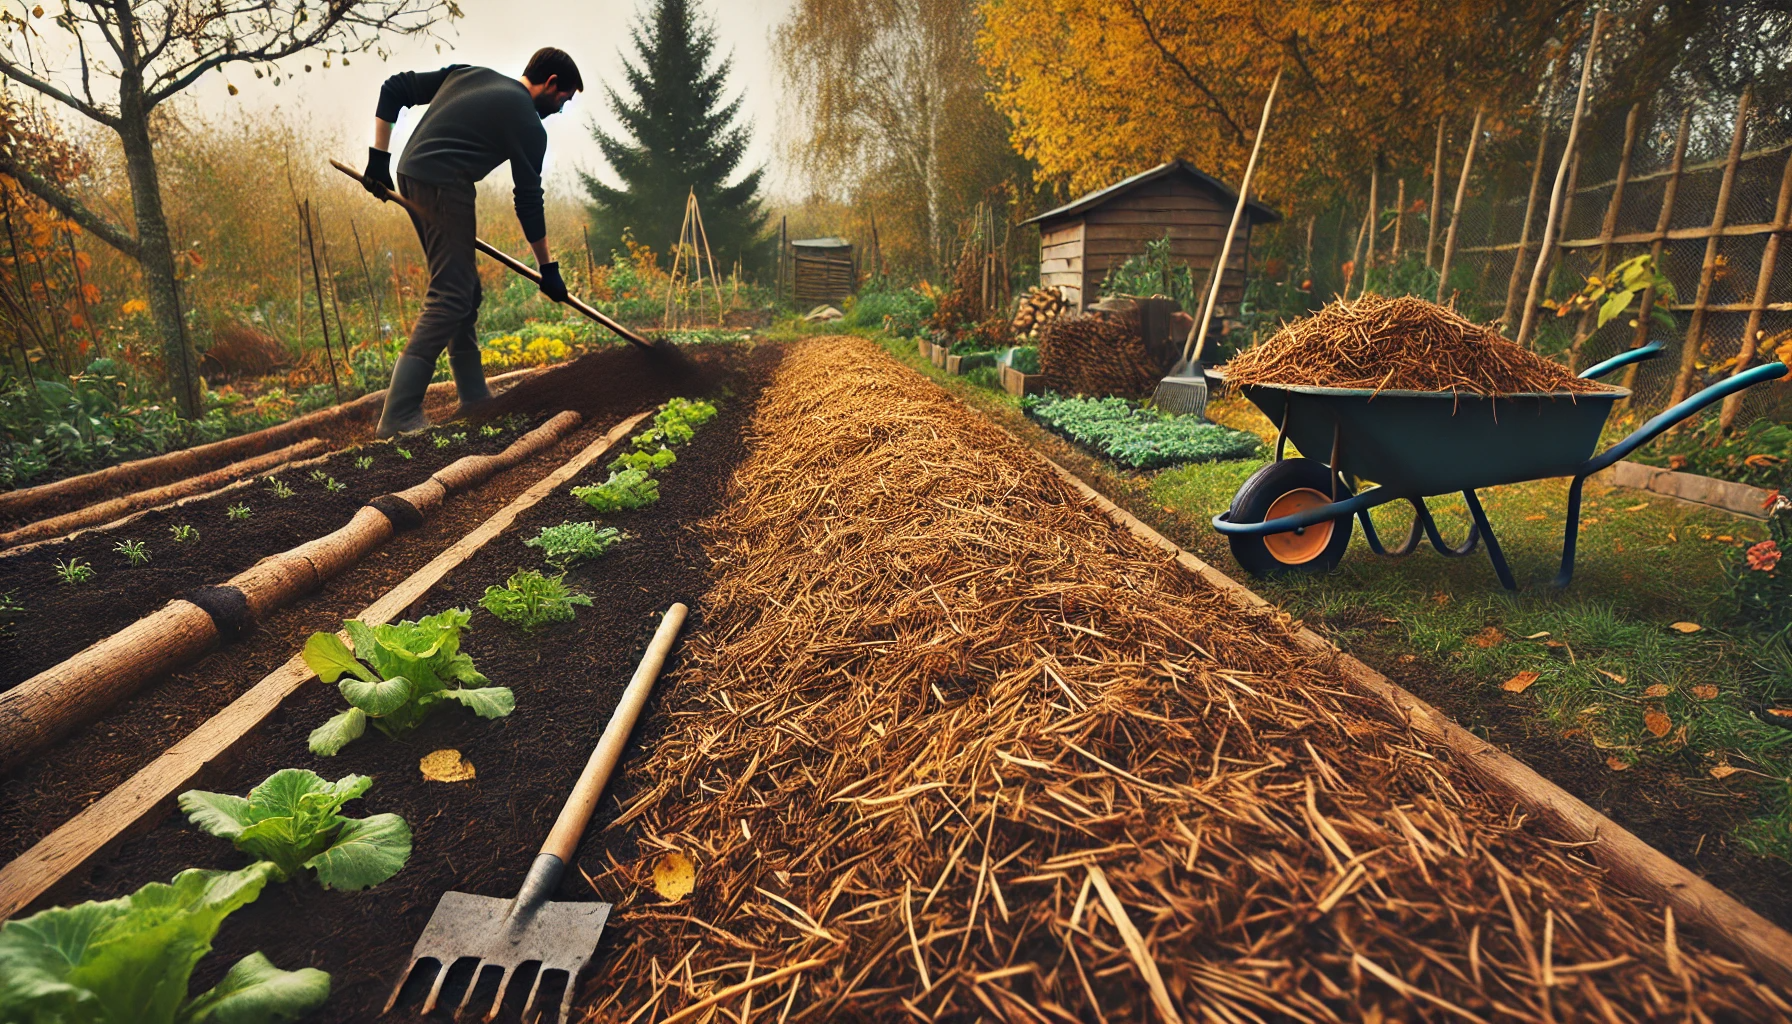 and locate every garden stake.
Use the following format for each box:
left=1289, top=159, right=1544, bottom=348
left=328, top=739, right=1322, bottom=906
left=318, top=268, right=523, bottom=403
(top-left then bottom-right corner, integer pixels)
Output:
left=383, top=602, right=688, bottom=1024
left=330, top=159, right=655, bottom=351
left=1154, top=67, right=1281, bottom=418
